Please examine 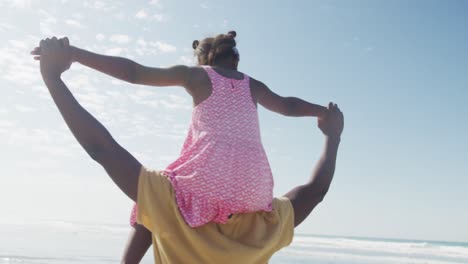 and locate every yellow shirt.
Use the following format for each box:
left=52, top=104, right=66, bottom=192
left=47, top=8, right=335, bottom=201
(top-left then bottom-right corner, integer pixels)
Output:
left=137, top=167, right=295, bottom=264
